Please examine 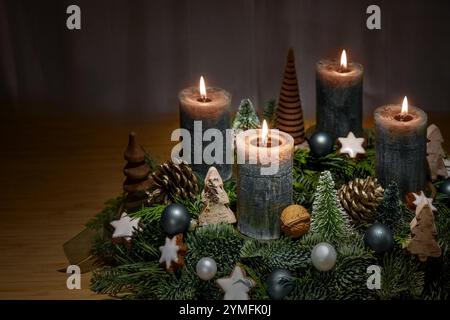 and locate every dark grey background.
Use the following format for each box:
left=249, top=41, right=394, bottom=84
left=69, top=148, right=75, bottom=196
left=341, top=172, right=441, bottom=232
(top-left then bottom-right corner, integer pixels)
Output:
left=1, top=0, right=449, bottom=119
